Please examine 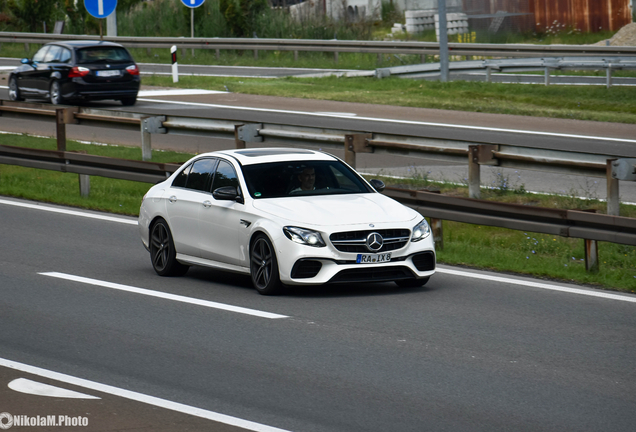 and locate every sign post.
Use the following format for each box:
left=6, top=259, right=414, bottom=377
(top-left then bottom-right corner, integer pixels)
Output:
left=181, top=0, right=206, bottom=57
left=84, top=0, right=118, bottom=40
